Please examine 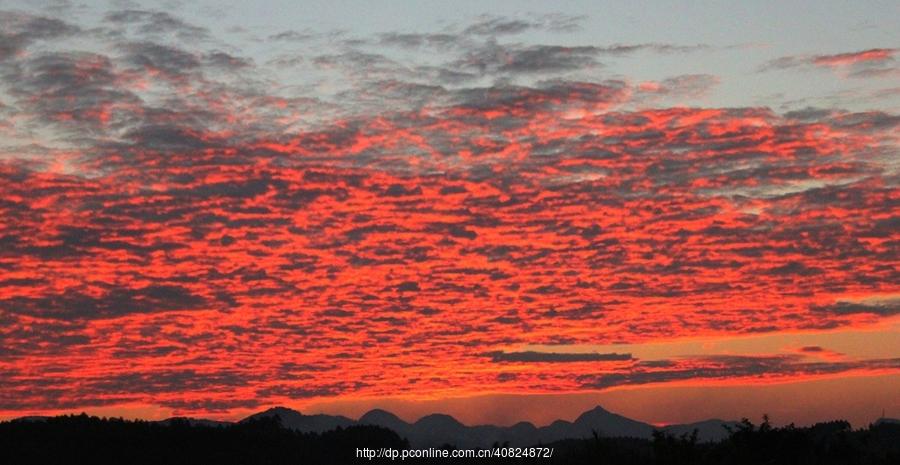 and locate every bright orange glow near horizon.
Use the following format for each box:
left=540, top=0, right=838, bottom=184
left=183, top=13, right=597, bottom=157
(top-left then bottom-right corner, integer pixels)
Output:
left=1, top=3, right=898, bottom=427
left=3, top=373, right=898, bottom=429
